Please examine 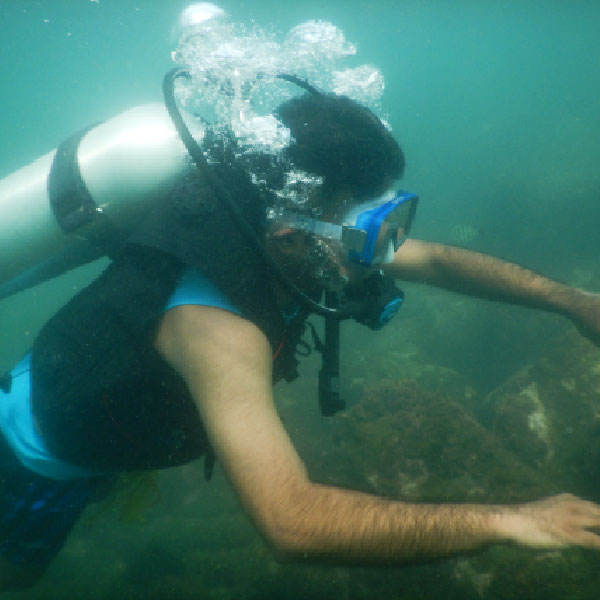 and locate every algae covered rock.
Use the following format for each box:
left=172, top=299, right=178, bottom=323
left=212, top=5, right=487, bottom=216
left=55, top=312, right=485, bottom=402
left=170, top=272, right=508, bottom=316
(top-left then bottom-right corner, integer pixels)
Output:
left=332, top=377, right=550, bottom=503
left=485, top=330, right=600, bottom=498
left=321, top=365, right=600, bottom=600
